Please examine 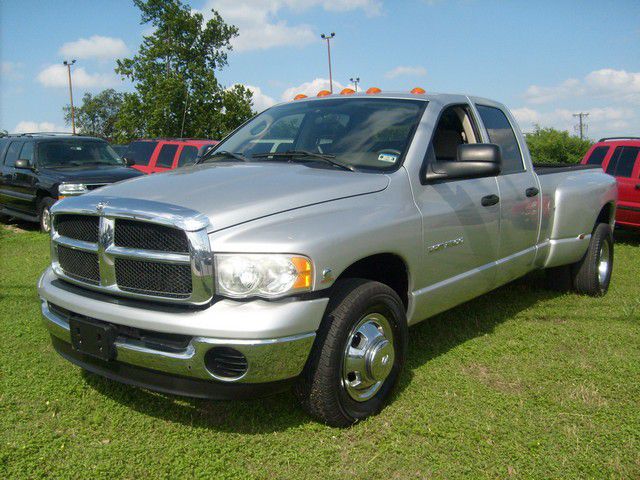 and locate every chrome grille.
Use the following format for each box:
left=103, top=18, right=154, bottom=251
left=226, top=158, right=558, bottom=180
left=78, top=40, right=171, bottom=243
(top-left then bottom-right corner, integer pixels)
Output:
left=115, top=258, right=192, bottom=298
left=57, top=245, right=100, bottom=284
left=54, top=215, right=99, bottom=243
left=114, top=219, right=189, bottom=253
left=49, top=200, right=212, bottom=305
